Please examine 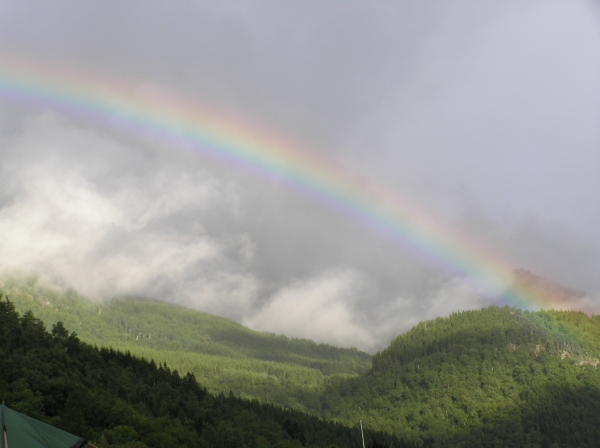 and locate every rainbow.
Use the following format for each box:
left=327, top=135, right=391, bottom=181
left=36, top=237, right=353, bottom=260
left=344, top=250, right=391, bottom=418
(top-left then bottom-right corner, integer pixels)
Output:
left=0, top=56, right=587, bottom=312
